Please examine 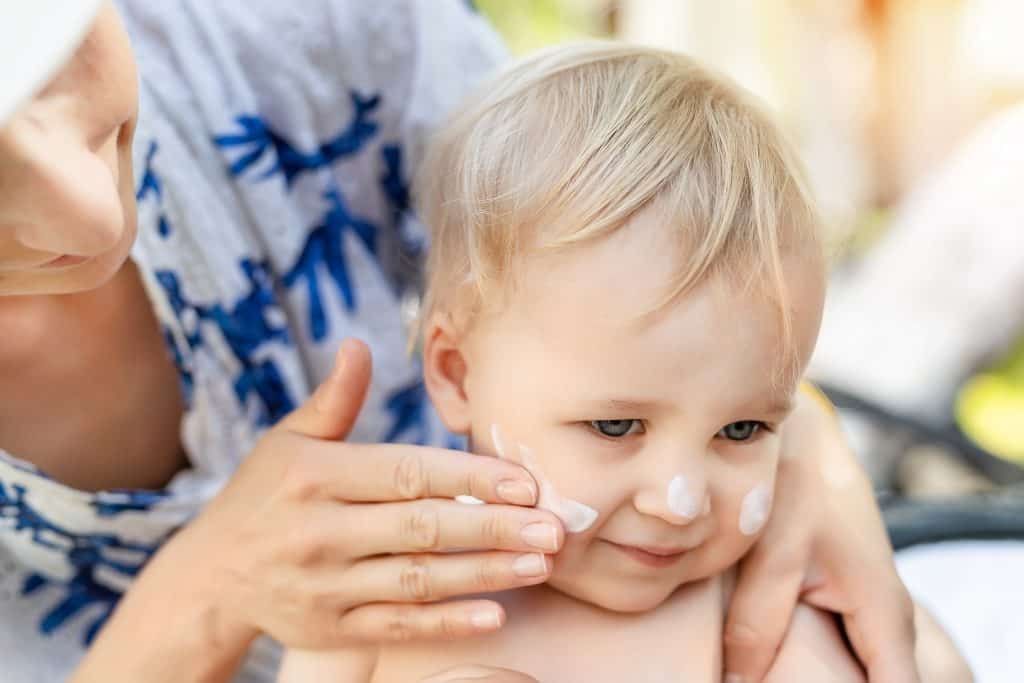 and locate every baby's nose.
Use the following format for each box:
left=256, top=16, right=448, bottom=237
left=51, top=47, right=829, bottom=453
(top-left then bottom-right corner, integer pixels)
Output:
left=633, top=468, right=710, bottom=525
